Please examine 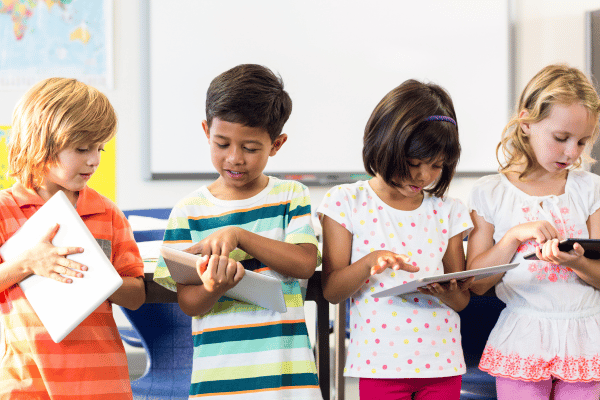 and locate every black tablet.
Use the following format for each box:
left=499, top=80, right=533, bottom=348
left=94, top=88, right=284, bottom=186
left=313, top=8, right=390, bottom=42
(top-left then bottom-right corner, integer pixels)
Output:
left=523, top=239, right=600, bottom=260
